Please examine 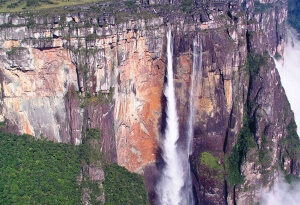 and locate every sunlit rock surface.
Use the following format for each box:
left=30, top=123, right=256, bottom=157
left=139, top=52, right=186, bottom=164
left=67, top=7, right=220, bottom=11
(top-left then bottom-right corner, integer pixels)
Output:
left=0, top=0, right=299, bottom=204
